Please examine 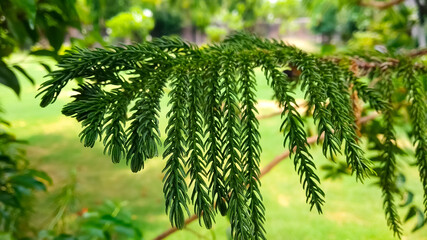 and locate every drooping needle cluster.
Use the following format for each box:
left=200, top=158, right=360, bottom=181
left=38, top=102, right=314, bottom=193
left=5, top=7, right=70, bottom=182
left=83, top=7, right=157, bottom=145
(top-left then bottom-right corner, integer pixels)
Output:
left=38, top=33, right=426, bottom=239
